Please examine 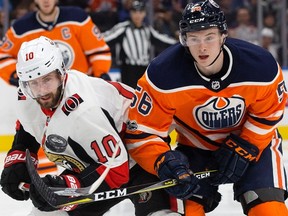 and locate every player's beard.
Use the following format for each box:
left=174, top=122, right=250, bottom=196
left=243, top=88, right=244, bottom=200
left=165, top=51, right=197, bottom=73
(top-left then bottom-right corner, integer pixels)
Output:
left=36, top=85, right=62, bottom=109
